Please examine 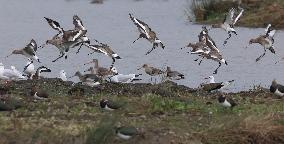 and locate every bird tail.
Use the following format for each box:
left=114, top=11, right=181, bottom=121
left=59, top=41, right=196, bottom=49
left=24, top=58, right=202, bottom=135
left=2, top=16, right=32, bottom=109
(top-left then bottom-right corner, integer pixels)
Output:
left=269, top=47, right=276, bottom=54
